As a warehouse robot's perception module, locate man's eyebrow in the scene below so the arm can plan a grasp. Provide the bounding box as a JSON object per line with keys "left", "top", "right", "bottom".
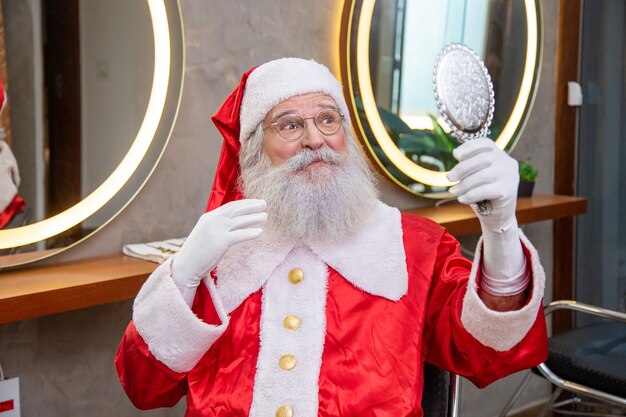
{"left": 269, "top": 102, "right": 339, "bottom": 121}
{"left": 317, "top": 101, "right": 339, "bottom": 110}
{"left": 270, "top": 108, "right": 297, "bottom": 121}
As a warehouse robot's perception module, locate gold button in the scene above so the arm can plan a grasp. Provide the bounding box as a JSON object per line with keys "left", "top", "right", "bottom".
{"left": 288, "top": 268, "right": 304, "bottom": 284}
{"left": 283, "top": 315, "right": 301, "bottom": 330}
{"left": 276, "top": 405, "right": 293, "bottom": 417}
{"left": 279, "top": 354, "right": 297, "bottom": 370}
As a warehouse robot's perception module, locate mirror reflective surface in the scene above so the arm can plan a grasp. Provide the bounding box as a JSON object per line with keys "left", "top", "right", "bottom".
{"left": 341, "top": 0, "right": 542, "bottom": 197}
{"left": 0, "top": 0, "right": 184, "bottom": 268}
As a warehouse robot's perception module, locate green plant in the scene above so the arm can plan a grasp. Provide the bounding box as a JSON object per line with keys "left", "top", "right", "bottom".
{"left": 518, "top": 160, "right": 538, "bottom": 182}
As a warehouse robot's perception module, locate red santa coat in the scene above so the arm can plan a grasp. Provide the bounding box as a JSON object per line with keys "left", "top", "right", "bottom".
{"left": 116, "top": 202, "right": 548, "bottom": 417}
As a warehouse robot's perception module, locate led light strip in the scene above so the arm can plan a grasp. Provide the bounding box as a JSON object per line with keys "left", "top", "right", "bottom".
{"left": 352, "top": 0, "right": 539, "bottom": 187}
{"left": 0, "top": 0, "right": 171, "bottom": 249}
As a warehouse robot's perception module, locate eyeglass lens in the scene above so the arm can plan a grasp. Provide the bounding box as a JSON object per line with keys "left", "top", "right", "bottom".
{"left": 274, "top": 109, "right": 342, "bottom": 141}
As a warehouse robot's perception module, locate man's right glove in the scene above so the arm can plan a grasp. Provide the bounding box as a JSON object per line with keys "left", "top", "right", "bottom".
{"left": 171, "top": 199, "right": 267, "bottom": 306}
{"left": 447, "top": 139, "right": 529, "bottom": 297}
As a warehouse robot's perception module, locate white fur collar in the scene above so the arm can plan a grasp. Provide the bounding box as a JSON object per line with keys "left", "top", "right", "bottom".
{"left": 217, "top": 201, "right": 408, "bottom": 313}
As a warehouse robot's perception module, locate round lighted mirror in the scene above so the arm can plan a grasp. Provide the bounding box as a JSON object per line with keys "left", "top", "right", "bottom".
{"left": 0, "top": 0, "right": 183, "bottom": 268}
{"left": 340, "top": 0, "right": 542, "bottom": 197}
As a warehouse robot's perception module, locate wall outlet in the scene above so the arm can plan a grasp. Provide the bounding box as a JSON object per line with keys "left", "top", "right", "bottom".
{"left": 0, "top": 377, "right": 20, "bottom": 417}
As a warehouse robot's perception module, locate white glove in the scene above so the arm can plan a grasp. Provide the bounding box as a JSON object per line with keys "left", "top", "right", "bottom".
{"left": 447, "top": 138, "right": 518, "bottom": 232}
{"left": 171, "top": 199, "right": 267, "bottom": 306}
{"left": 447, "top": 138, "right": 529, "bottom": 296}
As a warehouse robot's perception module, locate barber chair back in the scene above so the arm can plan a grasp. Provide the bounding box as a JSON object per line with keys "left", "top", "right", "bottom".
{"left": 499, "top": 300, "right": 626, "bottom": 417}
{"left": 422, "top": 363, "right": 460, "bottom": 417}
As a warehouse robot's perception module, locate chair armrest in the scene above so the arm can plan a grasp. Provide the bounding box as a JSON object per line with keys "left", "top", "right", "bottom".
{"left": 537, "top": 300, "right": 626, "bottom": 407}
{"left": 543, "top": 300, "right": 626, "bottom": 323}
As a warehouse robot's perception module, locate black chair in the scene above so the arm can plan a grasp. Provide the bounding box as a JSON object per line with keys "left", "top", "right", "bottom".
{"left": 499, "top": 300, "right": 626, "bottom": 417}
{"left": 422, "top": 363, "right": 460, "bottom": 417}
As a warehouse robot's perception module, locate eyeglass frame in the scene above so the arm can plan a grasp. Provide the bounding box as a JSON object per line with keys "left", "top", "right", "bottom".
{"left": 263, "top": 108, "right": 345, "bottom": 142}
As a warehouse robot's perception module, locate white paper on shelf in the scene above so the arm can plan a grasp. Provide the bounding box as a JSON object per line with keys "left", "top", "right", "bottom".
{"left": 122, "top": 238, "right": 185, "bottom": 264}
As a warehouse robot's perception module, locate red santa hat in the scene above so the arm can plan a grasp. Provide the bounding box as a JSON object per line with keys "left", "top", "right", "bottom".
{"left": 206, "top": 57, "right": 351, "bottom": 212}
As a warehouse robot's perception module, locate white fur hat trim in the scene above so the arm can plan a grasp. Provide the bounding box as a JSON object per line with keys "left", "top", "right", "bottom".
{"left": 239, "top": 57, "right": 351, "bottom": 142}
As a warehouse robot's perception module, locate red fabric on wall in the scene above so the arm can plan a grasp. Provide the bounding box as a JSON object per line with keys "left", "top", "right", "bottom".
{"left": 0, "top": 195, "right": 25, "bottom": 229}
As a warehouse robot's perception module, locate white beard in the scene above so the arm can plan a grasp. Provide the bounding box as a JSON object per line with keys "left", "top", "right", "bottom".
{"left": 239, "top": 136, "right": 379, "bottom": 243}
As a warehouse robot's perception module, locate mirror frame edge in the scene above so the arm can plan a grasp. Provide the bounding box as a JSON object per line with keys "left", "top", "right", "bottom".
{"left": 503, "top": 0, "right": 544, "bottom": 156}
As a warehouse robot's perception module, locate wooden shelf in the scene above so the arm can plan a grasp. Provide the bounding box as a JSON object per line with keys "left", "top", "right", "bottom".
{"left": 0, "top": 254, "right": 156, "bottom": 324}
{"left": 0, "top": 193, "right": 586, "bottom": 324}
{"left": 405, "top": 193, "right": 587, "bottom": 236}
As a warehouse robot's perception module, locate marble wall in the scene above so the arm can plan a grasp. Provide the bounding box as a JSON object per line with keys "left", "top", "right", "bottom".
{"left": 0, "top": 0, "right": 557, "bottom": 415}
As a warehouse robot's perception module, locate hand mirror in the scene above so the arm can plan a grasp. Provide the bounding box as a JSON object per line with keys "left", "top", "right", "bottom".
{"left": 433, "top": 43, "right": 495, "bottom": 215}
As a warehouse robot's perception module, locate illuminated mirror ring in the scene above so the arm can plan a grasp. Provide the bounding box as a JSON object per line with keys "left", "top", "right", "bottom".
{"left": 340, "top": 0, "right": 543, "bottom": 196}
{"left": 0, "top": 0, "right": 183, "bottom": 255}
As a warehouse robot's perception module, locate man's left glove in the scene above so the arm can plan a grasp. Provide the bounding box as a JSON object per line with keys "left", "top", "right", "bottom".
{"left": 447, "top": 138, "right": 529, "bottom": 297}
{"left": 447, "top": 137, "right": 519, "bottom": 234}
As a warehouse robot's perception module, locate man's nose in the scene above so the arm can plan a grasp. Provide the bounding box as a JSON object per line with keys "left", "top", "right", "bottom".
{"left": 300, "top": 121, "right": 325, "bottom": 149}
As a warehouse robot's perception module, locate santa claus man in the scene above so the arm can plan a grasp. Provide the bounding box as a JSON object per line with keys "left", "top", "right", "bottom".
{"left": 116, "top": 58, "right": 547, "bottom": 417}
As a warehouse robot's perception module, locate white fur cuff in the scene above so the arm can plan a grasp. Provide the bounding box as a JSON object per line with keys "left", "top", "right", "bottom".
{"left": 460, "top": 230, "right": 545, "bottom": 351}
{"left": 133, "top": 258, "right": 229, "bottom": 372}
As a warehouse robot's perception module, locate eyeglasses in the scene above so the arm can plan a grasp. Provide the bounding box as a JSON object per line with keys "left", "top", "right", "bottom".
{"left": 266, "top": 108, "right": 344, "bottom": 141}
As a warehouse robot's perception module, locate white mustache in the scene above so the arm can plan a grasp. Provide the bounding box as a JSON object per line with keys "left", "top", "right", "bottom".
{"left": 239, "top": 130, "right": 379, "bottom": 242}
{"left": 285, "top": 147, "right": 343, "bottom": 172}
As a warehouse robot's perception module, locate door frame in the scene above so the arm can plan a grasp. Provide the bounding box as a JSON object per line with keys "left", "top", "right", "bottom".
{"left": 553, "top": 0, "right": 581, "bottom": 334}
